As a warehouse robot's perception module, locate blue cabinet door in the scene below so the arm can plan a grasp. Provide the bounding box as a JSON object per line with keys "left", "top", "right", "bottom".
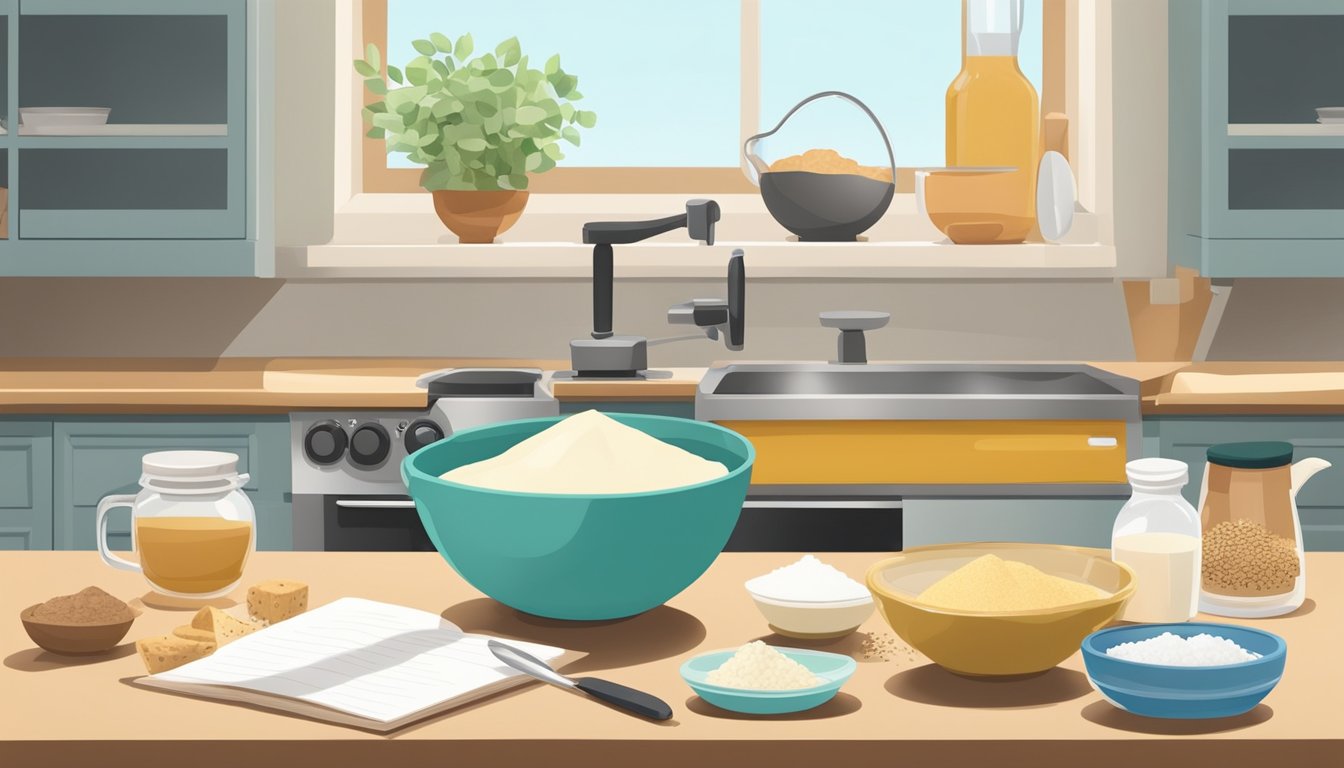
{"left": 52, "top": 417, "right": 290, "bottom": 551}
{"left": 0, "top": 420, "right": 52, "bottom": 550}
{"left": 1155, "top": 416, "right": 1344, "bottom": 551}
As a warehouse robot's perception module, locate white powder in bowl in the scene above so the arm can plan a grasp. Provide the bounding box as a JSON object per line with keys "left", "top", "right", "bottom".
{"left": 745, "top": 554, "right": 870, "bottom": 602}
{"left": 705, "top": 641, "right": 823, "bottom": 690}
{"left": 1105, "top": 632, "right": 1263, "bottom": 666}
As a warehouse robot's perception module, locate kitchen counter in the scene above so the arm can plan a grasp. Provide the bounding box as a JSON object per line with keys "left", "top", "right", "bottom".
{"left": 0, "top": 357, "right": 566, "bottom": 412}
{"left": 2, "top": 551, "right": 1337, "bottom": 767}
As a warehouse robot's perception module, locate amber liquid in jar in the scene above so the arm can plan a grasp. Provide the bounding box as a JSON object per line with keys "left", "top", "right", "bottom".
{"left": 945, "top": 55, "right": 1040, "bottom": 244}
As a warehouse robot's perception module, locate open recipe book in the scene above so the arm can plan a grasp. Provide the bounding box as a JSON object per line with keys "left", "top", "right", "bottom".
{"left": 133, "top": 597, "right": 580, "bottom": 732}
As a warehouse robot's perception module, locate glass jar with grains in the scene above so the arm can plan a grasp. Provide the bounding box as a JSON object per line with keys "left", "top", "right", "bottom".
{"left": 1197, "top": 441, "right": 1329, "bottom": 618}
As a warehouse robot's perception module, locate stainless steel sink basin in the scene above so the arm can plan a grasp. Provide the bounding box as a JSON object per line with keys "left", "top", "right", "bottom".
{"left": 696, "top": 363, "right": 1140, "bottom": 422}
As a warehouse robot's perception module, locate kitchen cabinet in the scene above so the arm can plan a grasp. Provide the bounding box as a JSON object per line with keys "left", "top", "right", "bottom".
{"left": 1169, "top": 0, "right": 1344, "bottom": 277}
{"left": 52, "top": 417, "right": 290, "bottom": 551}
{"left": 0, "top": 0, "right": 270, "bottom": 276}
{"left": 1153, "top": 416, "right": 1344, "bottom": 551}
{"left": 0, "top": 420, "right": 51, "bottom": 549}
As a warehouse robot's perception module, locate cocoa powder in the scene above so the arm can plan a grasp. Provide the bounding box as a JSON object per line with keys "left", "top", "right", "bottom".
{"left": 30, "top": 586, "right": 133, "bottom": 625}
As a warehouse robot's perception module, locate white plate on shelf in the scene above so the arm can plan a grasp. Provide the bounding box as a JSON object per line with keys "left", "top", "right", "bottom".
{"left": 1316, "top": 107, "right": 1344, "bottom": 121}
{"left": 19, "top": 106, "right": 110, "bottom": 128}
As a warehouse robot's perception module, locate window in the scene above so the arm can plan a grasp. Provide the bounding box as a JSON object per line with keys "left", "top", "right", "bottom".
{"left": 360, "top": 0, "right": 1070, "bottom": 195}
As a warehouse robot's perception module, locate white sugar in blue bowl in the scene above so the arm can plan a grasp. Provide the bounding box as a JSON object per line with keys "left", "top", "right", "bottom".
{"left": 1081, "top": 622, "right": 1286, "bottom": 719}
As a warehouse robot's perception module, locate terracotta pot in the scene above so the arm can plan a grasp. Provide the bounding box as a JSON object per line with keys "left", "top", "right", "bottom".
{"left": 430, "top": 189, "right": 530, "bottom": 244}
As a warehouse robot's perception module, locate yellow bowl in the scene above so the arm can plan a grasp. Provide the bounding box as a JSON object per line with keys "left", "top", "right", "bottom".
{"left": 915, "top": 167, "right": 1032, "bottom": 244}
{"left": 866, "top": 542, "right": 1135, "bottom": 677}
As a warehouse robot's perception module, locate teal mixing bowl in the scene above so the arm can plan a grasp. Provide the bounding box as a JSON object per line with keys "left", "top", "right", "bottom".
{"left": 402, "top": 413, "right": 754, "bottom": 620}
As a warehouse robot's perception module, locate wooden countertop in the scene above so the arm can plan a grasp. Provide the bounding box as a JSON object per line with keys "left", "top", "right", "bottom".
{"left": 0, "top": 358, "right": 566, "bottom": 413}
{"left": 2, "top": 551, "right": 1337, "bottom": 767}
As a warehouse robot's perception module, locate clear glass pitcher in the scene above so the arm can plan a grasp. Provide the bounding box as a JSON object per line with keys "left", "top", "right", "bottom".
{"left": 1197, "top": 441, "right": 1329, "bottom": 618}
{"left": 96, "top": 451, "right": 255, "bottom": 599}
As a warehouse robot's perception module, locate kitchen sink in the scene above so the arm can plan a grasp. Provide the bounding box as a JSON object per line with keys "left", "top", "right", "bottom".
{"left": 695, "top": 363, "right": 1142, "bottom": 494}
{"left": 697, "top": 363, "right": 1140, "bottom": 422}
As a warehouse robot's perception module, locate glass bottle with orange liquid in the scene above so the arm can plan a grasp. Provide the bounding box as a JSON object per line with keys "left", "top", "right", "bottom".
{"left": 945, "top": 0, "right": 1040, "bottom": 244}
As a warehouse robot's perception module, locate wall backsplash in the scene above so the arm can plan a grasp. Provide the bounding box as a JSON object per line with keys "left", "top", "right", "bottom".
{"left": 0, "top": 278, "right": 1137, "bottom": 362}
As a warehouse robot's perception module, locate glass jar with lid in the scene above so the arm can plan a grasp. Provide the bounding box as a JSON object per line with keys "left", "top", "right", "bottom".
{"left": 1111, "top": 458, "right": 1202, "bottom": 623}
{"left": 1198, "top": 441, "right": 1329, "bottom": 618}
{"left": 95, "top": 450, "right": 255, "bottom": 599}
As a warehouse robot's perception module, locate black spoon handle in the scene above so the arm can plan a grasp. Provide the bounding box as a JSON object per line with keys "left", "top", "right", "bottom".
{"left": 573, "top": 677, "right": 673, "bottom": 721}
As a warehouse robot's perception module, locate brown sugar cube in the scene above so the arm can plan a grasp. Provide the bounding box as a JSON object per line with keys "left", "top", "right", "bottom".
{"left": 136, "top": 634, "right": 215, "bottom": 674}
{"left": 247, "top": 580, "right": 308, "bottom": 625}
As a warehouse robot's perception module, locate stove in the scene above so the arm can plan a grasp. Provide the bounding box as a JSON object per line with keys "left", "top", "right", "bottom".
{"left": 289, "top": 368, "right": 558, "bottom": 550}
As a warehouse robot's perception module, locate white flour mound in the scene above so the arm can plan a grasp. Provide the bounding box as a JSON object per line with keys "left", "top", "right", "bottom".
{"left": 440, "top": 410, "right": 728, "bottom": 494}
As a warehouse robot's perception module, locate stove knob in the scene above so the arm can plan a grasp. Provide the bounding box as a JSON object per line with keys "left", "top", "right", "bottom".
{"left": 349, "top": 422, "right": 391, "bottom": 467}
{"left": 403, "top": 419, "right": 445, "bottom": 454}
{"left": 304, "top": 420, "right": 348, "bottom": 465}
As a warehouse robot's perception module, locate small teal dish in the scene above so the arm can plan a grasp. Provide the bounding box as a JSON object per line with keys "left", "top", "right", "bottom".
{"left": 402, "top": 413, "right": 753, "bottom": 621}
{"left": 1081, "top": 622, "right": 1287, "bottom": 720}
{"left": 679, "top": 647, "right": 857, "bottom": 715}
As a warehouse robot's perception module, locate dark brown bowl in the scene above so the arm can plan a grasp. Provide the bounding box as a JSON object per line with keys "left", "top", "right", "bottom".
{"left": 20, "top": 604, "right": 135, "bottom": 655}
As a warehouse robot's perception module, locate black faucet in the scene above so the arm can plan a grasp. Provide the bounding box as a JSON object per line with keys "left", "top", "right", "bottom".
{"left": 582, "top": 200, "right": 719, "bottom": 339}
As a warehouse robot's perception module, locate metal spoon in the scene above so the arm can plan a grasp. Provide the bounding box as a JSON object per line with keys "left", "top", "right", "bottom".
{"left": 487, "top": 639, "right": 673, "bottom": 721}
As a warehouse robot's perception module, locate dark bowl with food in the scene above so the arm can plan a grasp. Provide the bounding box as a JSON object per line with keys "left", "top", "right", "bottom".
{"left": 759, "top": 171, "right": 895, "bottom": 241}
{"left": 21, "top": 605, "right": 135, "bottom": 655}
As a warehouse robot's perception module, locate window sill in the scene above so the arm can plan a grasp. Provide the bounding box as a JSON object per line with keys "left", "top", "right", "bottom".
{"left": 278, "top": 194, "right": 1116, "bottom": 279}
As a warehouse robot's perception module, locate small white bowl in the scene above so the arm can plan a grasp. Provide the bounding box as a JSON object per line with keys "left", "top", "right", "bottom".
{"left": 746, "top": 590, "right": 875, "bottom": 640}
{"left": 1316, "top": 107, "right": 1344, "bottom": 122}
{"left": 20, "top": 107, "right": 111, "bottom": 128}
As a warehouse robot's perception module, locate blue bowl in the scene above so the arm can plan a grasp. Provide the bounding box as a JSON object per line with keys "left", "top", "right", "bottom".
{"left": 680, "top": 647, "right": 857, "bottom": 715}
{"left": 1081, "top": 622, "right": 1287, "bottom": 720}
{"left": 401, "top": 413, "right": 753, "bottom": 621}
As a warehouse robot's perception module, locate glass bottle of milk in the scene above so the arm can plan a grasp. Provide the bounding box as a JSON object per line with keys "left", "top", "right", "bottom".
{"left": 1111, "top": 458, "right": 1201, "bottom": 623}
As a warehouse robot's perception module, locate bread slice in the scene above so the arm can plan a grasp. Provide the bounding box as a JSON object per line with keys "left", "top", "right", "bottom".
{"left": 191, "top": 606, "right": 261, "bottom": 644}
{"left": 247, "top": 580, "right": 309, "bottom": 625}
{"left": 137, "top": 634, "right": 215, "bottom": 674}
{"left": 171, "top": 625, "right": 219, "bottom": 650}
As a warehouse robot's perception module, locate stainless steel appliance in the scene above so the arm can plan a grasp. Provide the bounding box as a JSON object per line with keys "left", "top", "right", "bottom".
{"left": 290, "top": 369, "right": 558, "bottom": 551}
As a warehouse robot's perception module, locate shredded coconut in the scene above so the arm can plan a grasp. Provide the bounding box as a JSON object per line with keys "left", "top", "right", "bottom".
{"left": 1105, "top": 632, "right": 1263, "bottom": 666}
{"left": 745, "top": 554, "right": 869, "bottom": 602}
{"left": 705, "top": 641, "right": 823, "bottom": 690}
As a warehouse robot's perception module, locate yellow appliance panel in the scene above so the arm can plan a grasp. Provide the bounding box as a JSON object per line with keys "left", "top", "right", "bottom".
{"left": 716, "top": 420, "right": 1128, "bottom": 485}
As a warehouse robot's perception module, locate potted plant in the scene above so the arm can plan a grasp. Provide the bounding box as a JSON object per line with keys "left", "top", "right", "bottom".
{"left": 356, "top": 34, "right": 596, "bottom": 243}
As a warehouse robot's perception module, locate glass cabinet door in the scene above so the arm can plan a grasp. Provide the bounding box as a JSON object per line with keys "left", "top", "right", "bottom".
{"left": 14, "top": 0, "right": 244, "bottom": 239}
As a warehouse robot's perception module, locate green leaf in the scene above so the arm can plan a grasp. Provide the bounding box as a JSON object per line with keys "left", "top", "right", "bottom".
{"left": 487, "top": 68, "right": 513, "bottom": 88}
{"left": 365, "top": 127, "right": 385, "bottom": 139}
{"left": 495, "top": 36, "right": 521, "bottom": 67}
{"left": 454, "top": 33, "right": 474, "bottom": 60}
{"left": 508, "top": 173, "right": 528, "bottom": 190}
{"left": 515, "top": 105, "right": 547, "bottom": 125}
{"left": 385, "top": 65, "right": 404, "bottom": 84}
{"left": 575, "top": 110, "right": 597, "bottom": 128}
{"left": 353, "top": 59, "right": 377, "bottom": 78}
{"left": 544, "top": 54, "right": 560, "bottom": 75}
{"left": 372, "top": 112, "right": 403, "bottom": 131}
{"left": 363, "top": 77, "right": 387, "bottom": 95}
{"left": 560, "top": 103, "right": 575, "bottom": 121}
{"left": 458, "top": 137, "right": 488, "bottom": 152}
{"left": 365, "top": 43, "right": 381, "bottom": 72}
{"left": 412, "top": 38, "right": 436, "bottom": 56}
{"left": 430, "top": 32, "right": 454, "bottom": 53}
{"left": 562, "top": 126, "right": 581, "bottom": 146}
{"left": 432, "top": 59, "right": 453, "bottom": 78}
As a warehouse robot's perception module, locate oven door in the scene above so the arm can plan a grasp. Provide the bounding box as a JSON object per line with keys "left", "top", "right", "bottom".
{"left": 294, "top": 494, "right": 436, "bottom": 552}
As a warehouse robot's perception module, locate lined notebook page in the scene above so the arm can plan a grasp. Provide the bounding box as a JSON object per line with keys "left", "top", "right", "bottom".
{"left": 145, "top": 597, "right": 566, "bottom": 725}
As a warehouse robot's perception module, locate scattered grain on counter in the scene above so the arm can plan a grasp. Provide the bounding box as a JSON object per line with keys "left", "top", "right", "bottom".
{"left": 706, "top": 641, "right": 823, "bottom": 690}
{"left": 917, "top": 554, "right": 1103, "bottom": 612}
{"left": 1106, "top": 632, "right": 1262, "bottom": 666}
{"left": 1203, "top": 519, "right": 1300, "bottom": 595}
{"left": 28, "top": 586, "right": 132, "bottom": 625}
{"left": 860, "top": 631, "right": 915, "bottom": 662}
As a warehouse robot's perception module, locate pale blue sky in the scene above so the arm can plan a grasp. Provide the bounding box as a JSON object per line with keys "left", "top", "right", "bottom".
{"left": 385, "top": 0, "right": 1042, "bottom": 169}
